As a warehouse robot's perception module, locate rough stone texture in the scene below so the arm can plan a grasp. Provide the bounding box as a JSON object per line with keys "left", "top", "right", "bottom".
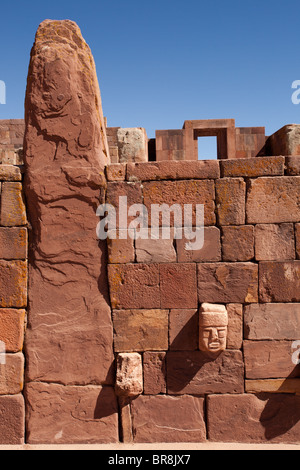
{"left": 143, "top": 352, "right": 166, "bottom": 394}
{"left": 0, "top": 260, "right": 27, "bottom": 308}
{"left": 226, "top": 303, "right": 243, "bottom": 350}
{"left": 259, "top": 261, "right": 300, "bottom": 302}
{"left": 197, "top": 262, "right": 258, "bottom": 303}
{"left": 0, "top": 227, "right": 27, "bottom": 260}
{"left": 143, "top": 180, "right": 215, "bottom": 226}
{"left": 0, "top": 182, "right": 27, "bottom": 226}
{"left": 169, "top": 309, "right": 198, "bottom": 350}
{"left": 296, "top": 224, "right": 300, "bottom": 259}
{"left": 126, "top": 160, "right": 220, "bottom": 181}
{"left": 255, "top": 223, "right": 295, "bottom": 261}
{"left": 244, "top": 303, "right": 300, "bottom": 340}
{"left": 167, "top": 350, "right": 244, "bottom": 394}
{"left": 117, "top": 128, "right": 148, "bottom": 163}
{"left": 246, "top": 177, "right": 300, "bottom": 223}
{"left": 245, "top": 379, "right": 300, "bottom": 394}
{"left": 25, "top": 382, "right": 119, "bottom": 444}
{"left": 286, "top": 156, "right": 300, "bottom": 175}
{"left": 216, "top": 178, "right": 246, "bottom": 226}
{"left": 222, "top": 225, "right": 254, "bottom": 261}
{"left": 160, "top": 263, "right": 197, "bottom": 308}
{"left": 107, "top": 235, "right": 135, "bottom": 264}
{"left": 23, "top": 20, "right": 114, "bottom": 386}
{"left": 220, "top": 156, "right": 284, "bottom": 178}
{"left": 106, "top": 163, "right": 126, "bottom": 181}
{"left": 266, "top": 124, "right": 300, "bottom": 155}
{"left": 106, "top": 181, "right": 143, "bottom": 228}
{"left": 0, "top": 165, "right": 22, "bottom": 181}
{"left": 113, "top": 309, "right": 168, "bottom": 352}
{"left": 176, "top": 226, "right": 221, "bottom": 263}
{"left": 0, "top": 353, "right": 24, "bottom": 394}
{"left": 131, "top": 395, "right": 206, "bottom": 443}
{"left": 115, "top": 353, "right": 143, "bottom": 397}
{"left": 0, "top": 394, "right": 25, "bottom": 444}
{"left": 207, "top": 393, "right": 300, "bottom": 443}
{"left": 0, "top": 309, "right": 25, "bottom": 352}
{"left": 108, "top": 264, "right": 160, "bottom": 309}
{"left": 136, "top": 236, "right": 176, "bottom": 263}
{"left": 243, "top": 340, "right": 300, "bottom": 379}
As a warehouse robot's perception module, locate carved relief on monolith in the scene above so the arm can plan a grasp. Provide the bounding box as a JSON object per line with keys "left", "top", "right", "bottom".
{"left": 199, "top": 303, "right": 228, "bottom": 357}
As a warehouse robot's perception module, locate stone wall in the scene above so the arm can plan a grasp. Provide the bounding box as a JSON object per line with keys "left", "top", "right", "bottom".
{"left": 0, "top": 163, "right": 27, "bottom": 444}
{"left": 105, "top": 157, "right": 300, "bottom": 443}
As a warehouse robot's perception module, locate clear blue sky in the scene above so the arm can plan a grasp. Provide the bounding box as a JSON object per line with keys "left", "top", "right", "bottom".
{"left": 1, "top": 0, "right": 300, "bottom": 155}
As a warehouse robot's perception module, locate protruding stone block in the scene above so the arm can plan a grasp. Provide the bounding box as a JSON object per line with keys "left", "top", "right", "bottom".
{"left": 199, "top": 304, "right": 228, "bottom": 356}
{"left": 117, "top": 128, "right": 148, "bottom": 163}
{"left": 115, "top": 353, "right": 143, "bottom": 397}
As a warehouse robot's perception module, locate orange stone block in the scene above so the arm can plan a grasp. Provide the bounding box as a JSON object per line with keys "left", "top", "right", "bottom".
{"left": 0, "top": 260, "right": 27, "bottom": 308}
{"left": 0, "top": 309, "right": 25, "bottom": 352}
{"left": 0, "top": 182, "right": 27, "bottom": 226}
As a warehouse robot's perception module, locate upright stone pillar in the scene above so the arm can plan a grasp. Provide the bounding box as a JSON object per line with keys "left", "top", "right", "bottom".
{"left": 23, "top": 20, "right": 118, "bottom": 444}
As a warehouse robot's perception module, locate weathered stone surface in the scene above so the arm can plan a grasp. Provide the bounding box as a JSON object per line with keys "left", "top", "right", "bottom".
{"left": 296, "top": 224, "right": 300, "bottom": 259}
{"left": 106, "top": 163, "right": 126, "bottom": 181}
{"left": 286, "top": 156, "right": 300, "bottom": 175}
{"left": 115, "top": 353, "right": 143, "bottom": 397}
{"left": 113, "top": 309, "right": 168, "bottom": 352}
{"left": 131, "top": 395, "right": 206, "bottom": 443}
{"left": 259, "top": 261, "right": 300, "bottom": 302}
{"left": 143, "top": 180, "right": 215, "bottom": 226}
{"left": 222, "top": 225, "right": 254, "bottom": 261}
{"left": 107, "top": 234, "right": 135, "bottom": 264}
{"left": 0, "top": 353, "right": 24, "bottom": 394}
{"left": 0, "top": 227, "right": 27, "bottom": 260}
{"left": 255, "top": 223, "right": 295, "bottom": 260}
{"left": 244, "top": 303, "right": 300, "bottom": 340}
{"left": 197, "top": 262, "right": 258, "bottom": 303}
{"left": 25, "top": 382, "right": 119, "bottom": 444}
{"left": 0, "top": 165, "right": 22, "bottom": 181}
{"left": 117, "top": 128, "right": 148, "bottom": 163}
{"left": 108, "top": 264, "right": 160, "bottom": 309}
{"left": 207, "top": 393, "right": 300, "bottom": 443}
{"left": 0, "top": 394, "right": 25, "bottom": 444}
{"left": 160, "top": 263, "right": 197, "bottom": 308}
{"left": 266, "top": 124, "right": 300, "bottom": 155}
{"left": 0, "top": 309, "right": 25, "bottom": 352}
{"left": 246, "top": 177, "right": 300, "bottom": 223}
{"left": 23, "top": 20, "right": 114, "bottom": 386}
{"left": 216, "top": 178, "right": 246, "bottom": 226}
{"left": 106, "top": 181, "right": 143, "bottom": 228}
{"left": 220, "top": 156, "right": 284, "bottom": 177}
{"left": 167, "top": 350, "right": 244, "bottom": 394}
{"left": 245, "top": 379, "right": 300, "bottom": 394}
{"left": 0, "top": 260, "right": 27, "bottom": 308}
{"left": 244, "top": 340, "right": 300, "bottom": 379}
{"left": 126, "top": 160, "right": 220, "bottom": 182}
{"left": 0, "top": 182, "right": 27, "bottom": 226}
{"left": 143, "top": 352, "right": 166, "bottom": 395}
{"left": 169, "top": 309, "right": 198, "bottom": 350}
{"left": 226, "top": 303, "right": 243, "bottom": 350}
{"left": 136, "top": 236, "right": 176, "bottom": 263}
{"left": 176, "top": 226, "right": 221, "bottom": 262}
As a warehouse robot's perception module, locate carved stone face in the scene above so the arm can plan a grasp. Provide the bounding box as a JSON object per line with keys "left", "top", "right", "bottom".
{"left": 199, "top": 304, "right": 228, "bottom": 357}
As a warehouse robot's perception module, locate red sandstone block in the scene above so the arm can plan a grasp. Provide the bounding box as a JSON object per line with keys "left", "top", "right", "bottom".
{"left": 220, "top": 156, "right": 284, "bottom": 177}
{"left": 160, "top": 263, "right": 197, "bottom": 308}
{"left": 286, "top": 156, "right": 300, "bottom": 175}
{"left": 246, "top": 176, "right": 300, "bottom": 224}
{"left": 222, "top": 225, "right": 254, "bottom": 261}
{"left": 0, "top": 165, "right": 22, "bottom": 181}
{"left": 197, "top": 262, "right": 258, "bottom": 303}
{"left": 143, "top": 352, "right": 166, "bottom": 394}
{"left": 25, "top": 382, "right": 119, "bottom": 444}
{"left": 169, "top": 309, "right": 198, "bottom": 350}
{"left": 0, "top": 309, "right": 25, "bottom": 352}
{"left": 107, "top": 234, "right": 135, "bottom": 264}
{"left": 0, "top": 182, "right": 27, "bottom": 226}
{"left": 0, "top": 394, "right": 25, "bottom": 444}
{"left": 131, "top": 395, "right": 206, "bottom": 443}
{"left": 227, "top": 303, "right": 243, "bottom": 350}
{"left": 0, "top": 227, "right": 27, "bottom": 260}
{"left": 259, "top": 261, "right": 300, "bottom": 302}
{"left": 126, "top": 160, "right": 220, "bottom": 182}
{"left": 0, "top": 352, "right": 24, "bottom": 395}
{"left": 296, "top": 224, "right": 300, "bottom": 259}
{"left": 167, "top": 351, "right": 244, "bottom": 394}
{"left": 108, "top": 264, "right": 160, "bottom": 309}
{"left": 176, "top": 226, "right": 221, "bottom": 262}
{"left": 0, "top": 260, "right": 27, "bottom": 308}
{"left": 207, "top": 393, "right": 300, "bottom": 443}
{"left": 106, "top": 163, "right": 126, "bottom": 181}
{"left": 106, "top": 181, "right": 142, "bottom": 228}
{"left": 244, "top": 340, "right": 300, "bottom": 379}
{"left": 254, "top": 223, "right": 295, "bottom": 261}
{"left": 216, "top": 178, "right": 246, "bottom": 225}
{"left": 136, "top": 235, "right": 176, "bottom": 263}
{"left": 113, "top": 309, "right": 168, "bottom": 352}
{"left": 143, "top": 180, "right": 215, "bottom": 226}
